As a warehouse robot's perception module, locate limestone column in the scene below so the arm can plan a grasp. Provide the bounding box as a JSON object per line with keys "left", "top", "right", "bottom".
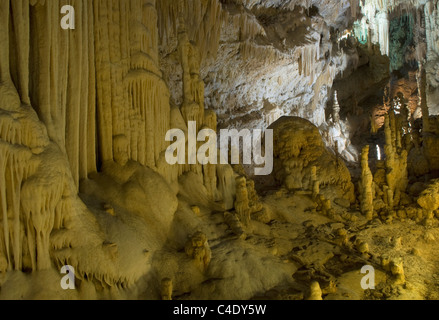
{"left": 418, "top": 63, "right": 430, "bottom": 133}
{"left": 10, "top": 0, "right": 31, "bottom": 105}
{"left": 360, "top": 145, "right": 374, "bottom": 220}
{"left": 0, "top": 0, "right": 10, "bottom": 84}
{"left": 333, "top": 91, "right": 340, "bottom": 123}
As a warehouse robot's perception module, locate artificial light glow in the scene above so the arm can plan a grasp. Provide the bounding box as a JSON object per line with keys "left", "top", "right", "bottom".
{"left": 393, "top": 97, "right": 402, "bottom": 115}
{"left": 338, "top": 30, "right": 352, "bottom": 42}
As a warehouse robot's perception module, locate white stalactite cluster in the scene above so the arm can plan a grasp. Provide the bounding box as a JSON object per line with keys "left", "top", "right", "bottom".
{"left": 359, "top": 0, "right": 429, "bottom": 58}
{"left": 358, "top": 0, "right": 439, "bottom": 116}
{"left": 298, "top": 38, "right": 321, "bottom": 82}
{"left": 377, "top": 11, "right": 390, "bottom": 56}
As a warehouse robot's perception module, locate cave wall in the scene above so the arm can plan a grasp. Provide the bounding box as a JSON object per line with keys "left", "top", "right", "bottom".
{"left": 425, "top": 0, "right": 439, "bottom": 115}
{"left": 157, "top": 0, "right": 356, "bottom": 132}
{"left": 0, "top": 0, "right": 183, "bottom": 286}
{"left": 0, "top": 0, "right": 438, "bottom": 299}
{"left": 4, "top": 0, "right": 173, "bottom": 189}
{"left": 0, "top": 0, "right": 238, "bottom": 285}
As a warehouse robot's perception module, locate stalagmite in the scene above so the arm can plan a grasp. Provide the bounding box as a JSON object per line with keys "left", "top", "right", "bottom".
{"left": 360, "top": 145, "right": 374, "bottom": 220}
{"left": 217, "top": 164, "right": 236, "bottom": 211}
{"left": 0, "top": 0, "right": 183, "bottom": 291}
{"left": 310, "top": 166, "right": 317, "bottom": 188}
{"left": 377, "top": 12, "right": 390, "bottom": 56}
{"left": 332, "top": 91, "right": 341, "bottom": 123}
{"left": 235, "top": 176, "right": 251, "bottom": 227}
{"left": 202, "top": 110, "right": 219, "bottom": 199}
{"left": 307, "top": 281, "right": 323, "bottom": 300}
{"left": 191, "top": 206, "right": 201, "bottom": 217}
{"left": 356, "top": 240, "right": 370, "bottom": 256}
{"left": 161, "top": 278, "right": 173, "bottom": 300}
{"left": 224, "top": 212, "right": 246, "bottom": 240}
{"left": 103, "top": 203, "right": 116, "bottom": 217}
{"left": 417, "top": 180, "right": 439, "bottom": 219}
{"left": 184, "top": 231, "right": 212, "bottom": 272}
{"left": 312, "top": 180, "right": 321, "bottom": 200}
{"left": 247, "top": 179, "right": 271, "bottom": 223}
{"left": 247, "top": 180, "right": 263, "bottom": 214}
{"left": 418, "top": 65, "right": 432, "bottom": 129}
{"left": 383, "top": 113, "right": 408, "bottom": 209}
{"left": 299, "top": 41, "right": 320, "bottom": 81}
{"left": 390, "top": 259, "right": 405, "bottom": 285}
{"left": 270, "top": 117, "right": 355, "bottom": 202}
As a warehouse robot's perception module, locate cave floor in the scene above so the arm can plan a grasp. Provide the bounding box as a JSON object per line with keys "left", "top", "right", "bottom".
{"left": 149, "top": 189, "right": 439, "bottom": 300}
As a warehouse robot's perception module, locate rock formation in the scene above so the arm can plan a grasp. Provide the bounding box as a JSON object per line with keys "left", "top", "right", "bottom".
{"left": 160, "top": 278, "right": 173, "bottom": 300}
{"left": 269, "top": 116, "right": 355, "bottom": 203}
{"left": 1, "top": 0, "right": 439, "bottom": 302}
{"left": 234, "top": 176, "right": 251, "bottom": 227}
{"left": 360, "top": 145, "right": 374, "bottom": 220}
{"left": 184, "top": 231, "right": 212, "bottom": 272}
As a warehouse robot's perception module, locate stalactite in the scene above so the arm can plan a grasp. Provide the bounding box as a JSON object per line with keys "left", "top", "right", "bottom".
{"left": 21, "top": 171, "right": 65, "bottom": 271}
{"left": 359, "top": 0, "right": 424, "bottom": 58}
{"left": 0, "top": 0, "right": 177, "bottom": 280}
{"left": 65, "top": 0, "right": 84, "bottom": 187}
{"left": 230, "top": 9, "right": 265, "bottom": 42}
{"left": 298, "top": 37, "right": 320, "bottom": 82}
{"left": 125, "top": 0, "right": 170, "bottom": 169}
{"left": 86, "top": 0, "right": 97, "bottom": 176}
{"left": 27, "top": 0, "right": 98, "bottom": 186}
{"left": 157, "top": 0, "right": 226, "bottom": 62}
{"left": 240, "top": 40, "right": 284, "bottom": 65}
{"left": 384, "top": 115, "right": 395, "bottom": 207}
{"left": 349, "top": 0, "right": 359, "bottom": 18}
{"left": 332, "top": 91, "right": 340, "bottom": 123}
{"left": 94, "top": 0, "right": 114, "bottom": 164}
{"left": 126, "top": 73, "right": 171, "bottom": 169}
{"left": 202, "top": 110, "right": 218, "bottom": 200}
{"left": 0, "top": 139, "right": 40, "bottom": 271}
{"left": 10, "top": 0, "right": 31, "bottom": 105}
{"left": 0, "top": 112, "right": 49, "bottom": 151}
{"left": 0, "top": 0, "right": 11, "bottom": 85}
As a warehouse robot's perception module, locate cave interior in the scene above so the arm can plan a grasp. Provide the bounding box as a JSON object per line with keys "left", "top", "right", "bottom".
{"left": 1, "top": 0, "right": 439, "bottom": 300}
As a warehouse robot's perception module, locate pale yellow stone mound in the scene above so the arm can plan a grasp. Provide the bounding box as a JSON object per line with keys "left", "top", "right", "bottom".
{"left": 269, "top": 116, "right": 355, "bottom": 202}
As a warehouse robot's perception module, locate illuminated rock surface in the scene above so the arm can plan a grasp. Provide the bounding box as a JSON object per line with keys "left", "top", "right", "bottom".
{"left": 1, "top": 0, "right": 439, "bottom": 300}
